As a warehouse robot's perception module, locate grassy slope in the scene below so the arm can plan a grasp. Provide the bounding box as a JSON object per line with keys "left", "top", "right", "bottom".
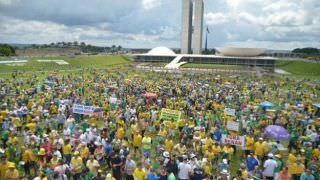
{"left": 0, "top": 55, "right": 131, "bottom": 73}
{"left": 276, "top": 60, "right": 320, "bottom": 76}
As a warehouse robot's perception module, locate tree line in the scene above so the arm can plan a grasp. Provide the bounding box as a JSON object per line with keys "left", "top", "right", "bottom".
{"left": 0, "top": 44, "right": 16, "bottom": 56}
{"left": 29, "top": 41, "right": 122, "bottom": 54}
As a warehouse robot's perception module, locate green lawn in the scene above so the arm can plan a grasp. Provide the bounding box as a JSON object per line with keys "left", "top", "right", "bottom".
{"left": 0, "top": 55, "right": 132, "bottom": 73}
{"left": 276, "top": 60, "right": 320, "bottom": 76}
{"left": 181, "top": 63, "right": 246, "bottom": 70}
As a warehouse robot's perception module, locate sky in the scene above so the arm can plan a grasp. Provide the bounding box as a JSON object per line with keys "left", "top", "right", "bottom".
{"left": 0, "top": 0, "right": 319, "bottom": 50}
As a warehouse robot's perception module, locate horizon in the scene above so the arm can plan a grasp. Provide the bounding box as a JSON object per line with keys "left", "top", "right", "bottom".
{"left": 0, "top": 0, "right": 319, "bottom": 50}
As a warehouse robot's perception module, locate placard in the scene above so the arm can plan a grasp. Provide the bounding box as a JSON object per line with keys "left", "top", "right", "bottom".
{"left": 160, "top": 108, "right": 181, "bottom": 121}
{"left": 221, "top": 134, "right": 245, "bottom": 147}
{"left": 225, "top": 108, "right": 236, "bottom": 116}
{"left": 73, "top": 104, "right": 103, "bottom": 116}
{"left": 227, "top": 121, "right": 239, "bottom": 131}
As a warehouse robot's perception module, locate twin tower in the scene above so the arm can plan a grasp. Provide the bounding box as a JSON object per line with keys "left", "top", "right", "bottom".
{"left": 181, "top": 0, "right": 204, "bottom": 54}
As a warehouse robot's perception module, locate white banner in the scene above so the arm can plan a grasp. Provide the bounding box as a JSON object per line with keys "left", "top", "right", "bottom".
{"left": 225, "top": 108, "right": 236, "bottom": 116}
{"left": 221, "top": 134, "right": 245, "bottom": 147}
{"left": 226, "top": 121, "right": 239, "bottom": 131}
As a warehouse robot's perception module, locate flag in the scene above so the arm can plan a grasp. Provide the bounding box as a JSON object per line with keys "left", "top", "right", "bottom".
{"left": 206, "top": 26, "right": 210, "bottom": 34}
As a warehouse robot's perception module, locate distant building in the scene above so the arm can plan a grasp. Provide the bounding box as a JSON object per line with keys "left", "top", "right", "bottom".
{"left": 181, "top": 0, "right": 193, "bottom": 54}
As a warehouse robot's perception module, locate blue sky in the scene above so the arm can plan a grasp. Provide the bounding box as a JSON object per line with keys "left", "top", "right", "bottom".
{"left": 0, "top": 0, "right": 319, "bottom": 50}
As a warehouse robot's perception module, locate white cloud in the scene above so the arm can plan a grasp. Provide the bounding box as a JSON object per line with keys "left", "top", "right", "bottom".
{"left": 141, "top": 0, "right": 161, "bottom": 10}
{"left": 205, "top": 12, "right": 228, "bottom": 25}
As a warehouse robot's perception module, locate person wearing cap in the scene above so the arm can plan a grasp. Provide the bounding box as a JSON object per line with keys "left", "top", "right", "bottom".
{"left": 70, "top": 151, "right": 83, "bottom": 180}
{"left": 239, "top": 163, "right": 249, "bottom": 179}
{"left": 263, "top": 153, "right": 278, "bottom": 180}
{"left": 4, "top": 162, "right": 19, "bottom": 180}
{"left": 274, "top": 154, "right": 283, "bottom": 180}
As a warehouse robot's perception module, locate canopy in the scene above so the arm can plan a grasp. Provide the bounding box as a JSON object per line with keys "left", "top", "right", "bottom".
{"left": 264, "top": 125, "right": 290, "bottom": 141}
{"left": 260, "top": 101, "right": 274, "bottom": 108}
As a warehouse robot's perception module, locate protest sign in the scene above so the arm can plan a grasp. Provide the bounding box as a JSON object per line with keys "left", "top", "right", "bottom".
{"left": 73, "top": 104, "right": 103, "bottom": 116}
{"left": 160, "top": 108, "right": 182, "bottom": 121}
{"left": 227, "top": 121, "right": 239, "bottom": 131}
{"left": 221, "top": 134, "right": 245, "bottom": 147}
{"left": 225, "top": 108, "right": 236, "bottom": 116}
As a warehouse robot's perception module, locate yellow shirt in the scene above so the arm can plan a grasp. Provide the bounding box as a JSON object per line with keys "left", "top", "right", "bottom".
{"left": 254, "top": 142, "right": 265, "bottom": 156}
{"left": 4, "top": 169, "right": 19, "bottom": 180}
{"left": 165, "top": 140, "right": 174, "bottom": 152}
{"left": 287, "top": 153, "right": 297, "bottom": 164}
{"left": 80, "top": 147, "right": 90, "bottom": 159}
{"left": 133, "top": 134, "right": 142, "bottom": 147}
{"left": 246, "top": 136, "right": 254, "bottom": 150}
{"left": 117, "top": 127, "right": 125, "bottom": 139}
{"left": 313, "top": 148, "right": 320, "bottom": 158}
{"left": 212, "top": 145, "right": 221, "bottom": 154}
{"left": 0, "top": 161, "right": 10, "bottom": 180}
{"left": 22, "top": 149, "right": 37, "bottom": 162}
{"left": 71, "top": 157, "right": 83, "bottom": 173}
{"left": 133, "top": 168, "right": 147, "bottom": 180}
{"left": 63, "top": 144, "right": 72, "bottom": 155}
{"left": 26, "top": 122, "right": 37, "bottom": 132}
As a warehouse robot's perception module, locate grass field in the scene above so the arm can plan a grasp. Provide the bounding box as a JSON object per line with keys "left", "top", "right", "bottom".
{"left": 181, "top": 63, "right": 246, "bottom": 70}
{"left": 0, "top": 55, "right": 132, "bottom": 73}
{"left": 276, "top": 60, "right": 320, "bottom": 76}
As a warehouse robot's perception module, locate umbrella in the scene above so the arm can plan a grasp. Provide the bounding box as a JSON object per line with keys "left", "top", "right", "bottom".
{"left": 260, "top": 101, "right": 274, "bottom": 108}
{"left": 264, "top": 125, "right": 290, "bottom": 141}
{"left": 144, "top": 92, "right": 157, "bottom": 98}
{"left": 313, "top": 103, "right": 320, "bottom": 108}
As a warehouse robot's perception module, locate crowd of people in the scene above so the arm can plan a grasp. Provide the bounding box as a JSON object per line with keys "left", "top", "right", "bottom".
{"left": 0, "top": 69, "right": 319, "bottom": 180}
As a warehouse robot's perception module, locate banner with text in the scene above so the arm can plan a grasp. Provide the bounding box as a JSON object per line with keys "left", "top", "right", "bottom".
{"left": 160, "top": 108, "right": 182, "bottom": 121}
{"left": 225, "top": 108, "right": 236, "bottom": 116}
{"left": 227, "top": 121, "right": 239, "bottom": 131}
{"left": 73, "top": 104, "right": 103, "bottom": 116}
{"left": 221, "top": 134, "right": 245, "bottom": 147}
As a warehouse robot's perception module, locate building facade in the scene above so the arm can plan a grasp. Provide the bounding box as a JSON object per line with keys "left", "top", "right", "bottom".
{"left": 181, "top": 0, "right": 193, "bottom": 54}
{"left": 193, "top": 0, "right": 204, "bottom": 54}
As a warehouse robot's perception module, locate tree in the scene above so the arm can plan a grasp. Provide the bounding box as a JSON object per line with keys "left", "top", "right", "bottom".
{"left": 73, "top": 41, "right": 78, "bottom": 46}
{"left": 80, "top": 42, "right": 86, "bottom": 47}
{"left": 117, "top": 45, "right": 122, "bottom": 51}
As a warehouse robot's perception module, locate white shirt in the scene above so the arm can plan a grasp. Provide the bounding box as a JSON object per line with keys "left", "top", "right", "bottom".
{"left": 178, "top": 162, "right": 191, "bottom": 179}
{"left": 263, "top": 159, "right": 277, "bottom": 177}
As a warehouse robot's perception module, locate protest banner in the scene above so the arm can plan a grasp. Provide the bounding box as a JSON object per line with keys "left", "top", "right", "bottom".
{"left": 225, "top": 108, "right": 236, "bottom": 116}
{"left": 160, "top": 108, "right": 182, "bottom": 121}
{"left": 221, "top": 134, "right": 245, "bottom": 147}
{"left": 227, "top": 121, "right": 239, "bottom": 131}
{"left": 73, "top": 104, "right": 103, "bottom": 116}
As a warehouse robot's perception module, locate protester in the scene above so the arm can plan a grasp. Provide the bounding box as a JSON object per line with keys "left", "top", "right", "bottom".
{"left": 0, "top": 69, "right": 319, "bottom": 179}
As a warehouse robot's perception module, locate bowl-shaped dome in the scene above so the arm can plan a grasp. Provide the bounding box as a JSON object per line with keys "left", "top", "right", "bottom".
{"left": 217, "top": 47, "right": 265, "bottom": 57}
{"left": 147, "top": 46, "right": 176, "bottom": 56}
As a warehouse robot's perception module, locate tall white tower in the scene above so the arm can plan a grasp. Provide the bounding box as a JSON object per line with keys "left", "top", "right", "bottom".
{"left": 193, "top": 0, "right": 204, "bottom": 54}
{"left": 181, "top": 0, "right": 193, "bottom": 54}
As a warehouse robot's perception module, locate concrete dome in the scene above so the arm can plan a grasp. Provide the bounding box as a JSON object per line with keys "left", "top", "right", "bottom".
{"left": 217, "top": 47, "right": 265, "bottom": 57}
{"left": 147, "top": 46, "right": 176, "bottom": 56}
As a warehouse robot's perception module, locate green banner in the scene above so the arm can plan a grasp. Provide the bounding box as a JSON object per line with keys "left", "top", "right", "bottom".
{"left": 160, "top": 108, "right": 182, "bottom": 121}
